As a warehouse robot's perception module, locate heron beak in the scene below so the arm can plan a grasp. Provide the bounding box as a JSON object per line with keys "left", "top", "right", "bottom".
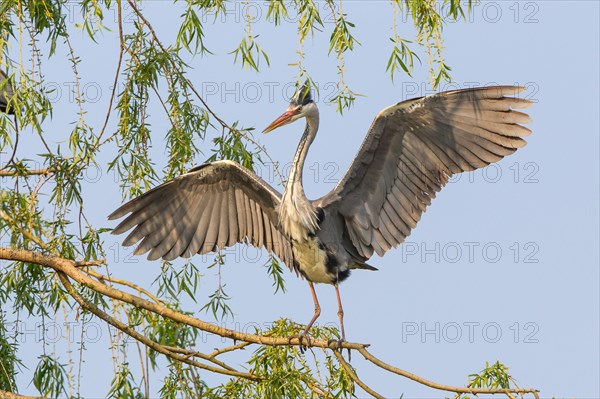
{"left": 263, "top": 108, "right": 299, "bottom": 134}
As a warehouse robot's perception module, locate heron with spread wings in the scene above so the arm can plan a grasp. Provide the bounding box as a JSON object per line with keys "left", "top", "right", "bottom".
{"left": 109, "top": 83, "right": 533, "bottom": 342}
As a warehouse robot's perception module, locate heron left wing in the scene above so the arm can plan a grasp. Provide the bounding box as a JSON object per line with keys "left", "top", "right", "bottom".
{"left": 109, "top": 160, "right": 294, "bottom": 269}
{"left": 317, "top": 86, "right": 533, "bottom": 259}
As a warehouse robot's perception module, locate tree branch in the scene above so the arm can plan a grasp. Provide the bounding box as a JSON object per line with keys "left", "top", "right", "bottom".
{"left": 0, "top": 391, "right": 45, "bottom": 399}
{"left": 0, "top": 169, "right": 51, "bottom": 177}
{"left": 332, "top": 350, "right": 385, "bottom": 399}
{"left": 0, "top": 248, "right": 368, "bottom": 351}
{"left": 357, "top": 346, "right": 540, "bottom": 398}
{"left": 56, "top": 271, "right": 256, "bottom": 380}
{"left": 0, "top": 247, "right": 541, "bottom": 398}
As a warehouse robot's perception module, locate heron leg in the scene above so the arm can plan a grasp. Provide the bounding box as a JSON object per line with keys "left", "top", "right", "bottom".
{"left": 335, "top": 284, "right": 346, "bottom": 342}
{"left": 300, "top": 281, "right": 321, "bottom": 346}
{"left": 335, "top": 284, "right": 351, "bottom": 360}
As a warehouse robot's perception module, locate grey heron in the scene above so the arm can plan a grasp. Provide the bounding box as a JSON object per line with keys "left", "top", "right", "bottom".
{"left": 109, "top": 83, "right": 533, "bottom": 343}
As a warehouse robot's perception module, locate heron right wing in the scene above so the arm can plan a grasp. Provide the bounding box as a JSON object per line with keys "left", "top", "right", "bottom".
{"left": 109, "top": 160, "right": 294, "bottom": 269}
{"left": 317, "top": 86, "right": 533, "bottom": 259}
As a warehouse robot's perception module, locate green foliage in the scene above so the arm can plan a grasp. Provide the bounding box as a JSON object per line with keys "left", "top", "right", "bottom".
{"left": 159, "top": 364, "right": 207, "bottom": 399}
{"left": 330, "top": 85, "right": 363, "bottom": 115}
{"left": 265, "top": 255, "right": 286, "bottom": 294}
{"left": 207, "top": 125, "right": 259, "bottom": 171}
{"left": 176, "top": 4, "right": 211, "bottom": 55}
{"left": 201, "top": 284, "right": 233, "bottom": 320}
{"left": 295, "top": 0, "right": 324, "bottom": 40}
{"left": 266, "top": 0, "right": 289, "bottom": 26}
{"left": 200, "top": 253, "right": 234, "bottom": 320}
{"left": 33, "top": 355, "right": 68, "bottom": 398}
{"left": 107, "top": 363, "right": 145, "bottom": 399}
{"left": 203, "top": 319, "right": 355, "bottom": 399}
{"left": 0, "top": 311, "right": 21, "bottom": 392}
{"left": 469, "top": 361, "right": 513, "bottom": 389}
{"left": 231, "top": 34, "right": 271, "bottom": 72}
{"left": 387, "top": 37, "right": 421, "bottom": 80}
{"left": 398, "top": 0, "right": 472, "bottom": 87}
{"left": 143, "top": 305, "right": 199, "bottom": 368}
{"left": 328, "top": 10, "right": 360, "bottom": 55}
{"left": 449, "top": 361, "right": 516, "bottom": 399}
{"left": 155, "top": 260, "right": 201, "bottom": 302}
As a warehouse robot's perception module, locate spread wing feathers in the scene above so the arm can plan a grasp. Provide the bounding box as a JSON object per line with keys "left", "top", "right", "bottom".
{"left": 108, "top": 160, "right": 294, "bottom": 268}
{"left": 317, "top": 86, "right": 533, "bottom": 259}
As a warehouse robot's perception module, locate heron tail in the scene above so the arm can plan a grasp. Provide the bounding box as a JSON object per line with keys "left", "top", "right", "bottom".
{"left": 350, "top": 261, "right": 378, "bottom": 271}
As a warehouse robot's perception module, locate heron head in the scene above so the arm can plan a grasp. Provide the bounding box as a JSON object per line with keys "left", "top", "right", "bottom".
{"left": 263, "top": 81, "right": 317, "bottom": 133}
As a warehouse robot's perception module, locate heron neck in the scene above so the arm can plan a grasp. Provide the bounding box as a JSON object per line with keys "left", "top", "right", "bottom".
{"left": 279, "top": 113, "right": 320, "bottom": 238}
{"left": 285, "top": 114, "right": 319, "bottom": 200}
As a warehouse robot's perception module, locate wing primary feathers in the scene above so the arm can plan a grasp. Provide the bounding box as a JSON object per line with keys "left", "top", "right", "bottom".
{"left": 321, "top": 86, "right": 532, "bottom": 259}
{"left": 227, "top": 189, "right": 239, "bottom": 247}
{"left": 202, "top": 193, "right": 222, "bottom": 254}
{"left": 217, "top": 189, "right": 230, "bottom": 250}
{"left": 184, "top": 197, "right": 216, "bottom": 257}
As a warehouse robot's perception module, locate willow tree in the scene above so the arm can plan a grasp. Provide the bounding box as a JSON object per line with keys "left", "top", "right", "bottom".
{"left": 0, "top": 1, "right": 539, "bottom": 398}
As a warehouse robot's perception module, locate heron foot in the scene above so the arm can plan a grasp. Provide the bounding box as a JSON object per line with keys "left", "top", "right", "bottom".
{"left": 299, "top": 332, "right": 312, "bottom": 352}
{"left": 327, "top": 338, "right": 351, "bottom": 361}
{"left": 288, "top": 333, "right": 312, "bottom": 352}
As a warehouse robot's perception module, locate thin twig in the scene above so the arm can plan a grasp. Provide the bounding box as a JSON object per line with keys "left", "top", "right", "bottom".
{"left": 332, "top": 350, "right": 386, "bottom": 399}
{"left": 82, "top": 268, "right": 162, "bottom": 304}
{"left": 357, "top": 347, "right": 539, "bottom": 397}
{"left": 93, "top": 0, "right": 125, "bottom": 150}
{"left": 162, "top": 346, "right": 237, "bottom": 372}
{"left": 209, "top": 341, "right": 252, "bottom": 358}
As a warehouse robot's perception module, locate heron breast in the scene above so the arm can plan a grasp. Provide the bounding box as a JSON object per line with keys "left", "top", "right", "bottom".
{"left": 278, "top": 197, "right": 319, "bottom": 241}
{"left": 292, "top": 238, "right": 337, "bottom": 284}
{"left": 291, "top": 237, "right": 351, "bottom": 284}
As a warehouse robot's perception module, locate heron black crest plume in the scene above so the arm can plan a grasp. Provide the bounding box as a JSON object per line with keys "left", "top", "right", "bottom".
{"left": 291, "top": 80, "right": 312, "bottom": 106}
{"left": 109, "top": 85, "right": 534, "bottom": 344}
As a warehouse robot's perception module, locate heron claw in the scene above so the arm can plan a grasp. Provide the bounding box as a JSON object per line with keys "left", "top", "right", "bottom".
{"left": 299, "top": 333, "right": 312, "bottom": 352}
{"left": 289, "top": 333, "right": 312, "bottom": 352}
{"left": 326, "top": 338, "right": 351, "bottom": 361}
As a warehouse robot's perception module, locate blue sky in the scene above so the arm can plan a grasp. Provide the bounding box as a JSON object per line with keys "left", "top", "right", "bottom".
{"left": 5, "top": 1, "right": 599, "bottom": 397}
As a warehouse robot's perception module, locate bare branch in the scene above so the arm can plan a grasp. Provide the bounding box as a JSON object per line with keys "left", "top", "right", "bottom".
{"left": 162, "top": 346, "right": 237, "bottom": 372}
{"left": 81, "top": 268, "right": 162, "bottom": 304}
{"left": 209, "top": 341, "right": 252, "bottom": 358}
{"left": 357, "top": 347, "right": 539, "bottom": 397}
{"left": 73, "top": 260, "right": 104, "bottom": 267}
